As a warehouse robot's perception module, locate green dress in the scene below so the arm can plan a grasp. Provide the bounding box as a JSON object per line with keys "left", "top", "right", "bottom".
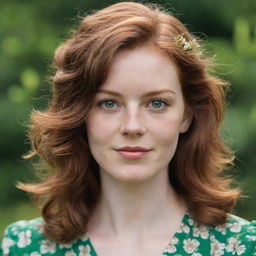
{"left": 1, "top": 212, "right": 256, "bottom": 255}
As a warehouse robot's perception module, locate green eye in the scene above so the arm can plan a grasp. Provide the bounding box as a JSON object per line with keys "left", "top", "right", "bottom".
{"left": 151, "top": 100, "right": 164, "bottom": 108}
{"left": 150, "top": 99, "right": 168, "bottom": 109}
{"left": 103, "top": 100, "right": 116, "bottom": 108}
{"left": 97, "top": 99, "right": 118, "bottom": 109}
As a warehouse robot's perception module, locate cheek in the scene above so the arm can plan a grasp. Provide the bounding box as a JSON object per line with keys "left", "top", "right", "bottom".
{"left": 151, "top": 115, "right": 182, "bottom": 139}
{"left": 86, "top": 113, "right": 114, "bottom": 145}
{"left": 151, "top": 116, "right": 182, "bottom": 160}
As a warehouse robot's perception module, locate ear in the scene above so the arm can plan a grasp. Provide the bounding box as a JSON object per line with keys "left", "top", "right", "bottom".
{"left": 179, "top": 109, "right": 193, "bottom": 134}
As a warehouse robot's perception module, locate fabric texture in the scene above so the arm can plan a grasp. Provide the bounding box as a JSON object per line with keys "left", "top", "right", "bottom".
{"left": 1, "top": 212, "right": 256, "bottom": 255}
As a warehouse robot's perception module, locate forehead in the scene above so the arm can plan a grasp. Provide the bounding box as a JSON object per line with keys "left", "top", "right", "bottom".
{"left": 98, "top": 46, "right": 182, "bottom": 96}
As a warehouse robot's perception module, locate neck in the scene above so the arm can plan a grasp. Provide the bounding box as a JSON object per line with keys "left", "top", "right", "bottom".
{"left": 87, "top": 168, "right": 187, "bottom": 239}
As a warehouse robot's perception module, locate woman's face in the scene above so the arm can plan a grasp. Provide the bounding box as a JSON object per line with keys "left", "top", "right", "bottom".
{"left": 86, "top": 46, "right": 191, "bottom": 183}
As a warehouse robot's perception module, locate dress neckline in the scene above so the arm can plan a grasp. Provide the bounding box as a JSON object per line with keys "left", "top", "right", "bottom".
{"left": 85, "top": 212, "right": 190, "bottom": 256}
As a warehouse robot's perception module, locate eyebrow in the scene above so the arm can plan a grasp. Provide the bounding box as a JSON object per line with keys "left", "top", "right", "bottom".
{"left": 97, "top": 89, "right": 176, "bottom": 97}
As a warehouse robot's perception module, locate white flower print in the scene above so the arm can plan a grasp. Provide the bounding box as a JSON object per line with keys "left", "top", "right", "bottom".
{"left": 79, "top": 245, "right": 91, "bottom": 256}
{"left": 210, "top": 237, "right": 225, "bottom": 256}
{"left": 229, "top": 222, "right": 242, "bottom": 233}
{"left": 215, "top": 224, "right": 227, "bottom": 235}
{"left": 177, "top": 223, "right": 190, "bottom": 234}
{"left": 30, "top": 252, "right": 41, "bottom": 256}
{"left": 2, "top": 237, "right": 15, "bottom": 254}
{"left": 246, "top": 235, "right": 256, "bottom": 241}
{"left": 248, "top": 225, "right": 256, "bottom": 231}
{"left": 17, "top": 230, "right": 32, "bottom": 248}
{"left": 226, "top": 237, "right": 246, "bottom": 255}
{"left": 236, "top": 245, "right": 246, "bottom": 255}
{"left": 193, "top": 225, "right": 209, "bottom": 239}
{"left": 40, "top": 239, "right": 57, "bottom": 254}
{"left": 15, "top": 220, "right": 27, "bottom": 227}
{"left": 9, "top": 226, "right": 20, "bottom": 236}
{"left": 165, "top": 237, "right": 179, "bottom": 253}
{"left": 188, "top": 219, "right": 194, "bottom": 226}
{"left": 65, "top": 251, "right": 77, "bottom": 256}
{"left": 34, "top": 222, "right": 44, "bottom": 234}
{"left": 192, "top": 253, "right": 202, "bottom": 256}
{"left": 9, "top": 221, "right": 27, "bottom": 235}
{"left": 183, "top": 238, "right": 200, "bottom": 254}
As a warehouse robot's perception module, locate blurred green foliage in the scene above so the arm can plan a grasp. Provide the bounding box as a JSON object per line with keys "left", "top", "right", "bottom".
{"left": 0, "top": 0, "right": 255, "bottom": 235}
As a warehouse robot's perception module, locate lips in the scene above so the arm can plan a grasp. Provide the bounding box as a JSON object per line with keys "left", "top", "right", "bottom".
{"left": 116, "top": 150, "right": 150, "bottom": 160}
{"left": 116, "top": 146, "right": 151, "bottom": 152}
{"left": 115, "top": 146, "right": 151, "bottom": 160}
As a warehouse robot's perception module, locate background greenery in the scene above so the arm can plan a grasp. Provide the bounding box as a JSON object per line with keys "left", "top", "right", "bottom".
{"left": 1, "top": 0, "right": 255, "bottom": 237}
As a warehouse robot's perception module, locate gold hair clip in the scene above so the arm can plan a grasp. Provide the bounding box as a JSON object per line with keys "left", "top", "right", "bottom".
{"left": 174, "top": 34, "right": 201, "bottom": 54}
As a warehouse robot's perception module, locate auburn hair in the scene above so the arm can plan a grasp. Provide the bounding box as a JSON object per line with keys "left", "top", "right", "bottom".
{"left": 18, "top": 1, "right": 240, "bottom": 243}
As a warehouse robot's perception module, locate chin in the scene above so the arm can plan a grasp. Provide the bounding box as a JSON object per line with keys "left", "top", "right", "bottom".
{"left": 110, "top": 170, "right": 158, "bottom": 184}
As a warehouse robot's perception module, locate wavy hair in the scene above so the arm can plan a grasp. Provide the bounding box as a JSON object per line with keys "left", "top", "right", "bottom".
{"left": 18, "top": 1, "right": 240, "bottom": 243}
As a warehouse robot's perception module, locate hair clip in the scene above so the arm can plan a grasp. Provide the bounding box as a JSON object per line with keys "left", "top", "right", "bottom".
{"left": 174, "top": 34, "right": 201, "bottom": 54}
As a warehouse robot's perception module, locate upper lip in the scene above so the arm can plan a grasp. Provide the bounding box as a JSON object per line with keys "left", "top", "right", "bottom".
{"left": 116, "top": 146, "right": 151, "bottom": 152}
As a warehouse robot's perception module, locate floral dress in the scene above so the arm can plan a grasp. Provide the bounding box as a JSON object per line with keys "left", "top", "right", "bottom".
{"left": 1, "top": 212, "right": 256, "bottom": 255}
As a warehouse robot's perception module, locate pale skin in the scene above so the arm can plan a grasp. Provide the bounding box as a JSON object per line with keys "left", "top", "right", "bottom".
{"left": 85, "top": 46, "right": 192, "bottom": 256}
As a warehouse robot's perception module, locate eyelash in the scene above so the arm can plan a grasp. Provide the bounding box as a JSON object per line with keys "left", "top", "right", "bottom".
{"left": 96, "top": 98, "right": 170, "bottom": 112}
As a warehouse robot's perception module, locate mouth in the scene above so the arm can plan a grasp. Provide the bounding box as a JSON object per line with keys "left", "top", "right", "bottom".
{"left": 115, "top": 150, "right": 150, "bottom": 160}
{"left": 116, "top": 146, "right": 151, "bottom": 152}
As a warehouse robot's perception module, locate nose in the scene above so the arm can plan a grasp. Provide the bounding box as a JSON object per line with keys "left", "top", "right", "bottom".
{"left": 120, "top": 107, "right": 146, "bottom": 136}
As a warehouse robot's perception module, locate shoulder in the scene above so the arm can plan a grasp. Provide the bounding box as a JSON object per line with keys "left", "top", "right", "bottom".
{"left": 180, "top": 213, "right": 256, "bottom": 256}
{"left": 209, "top": 214, "right": 256, "bottom": 255}
{"left": 1, "top": 218, "right": 91, "bottom": 255}
{"left": 1, "top": 217, "right": 46, "bottom": 255}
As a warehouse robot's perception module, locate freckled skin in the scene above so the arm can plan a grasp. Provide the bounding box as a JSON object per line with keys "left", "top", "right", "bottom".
{"left": 85, "top": 46, "right": 192, "bottom": 183}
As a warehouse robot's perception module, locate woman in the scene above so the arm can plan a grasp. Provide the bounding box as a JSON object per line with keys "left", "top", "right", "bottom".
{"left": 1, "top": 2, "right": 256, "bottom": 255}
